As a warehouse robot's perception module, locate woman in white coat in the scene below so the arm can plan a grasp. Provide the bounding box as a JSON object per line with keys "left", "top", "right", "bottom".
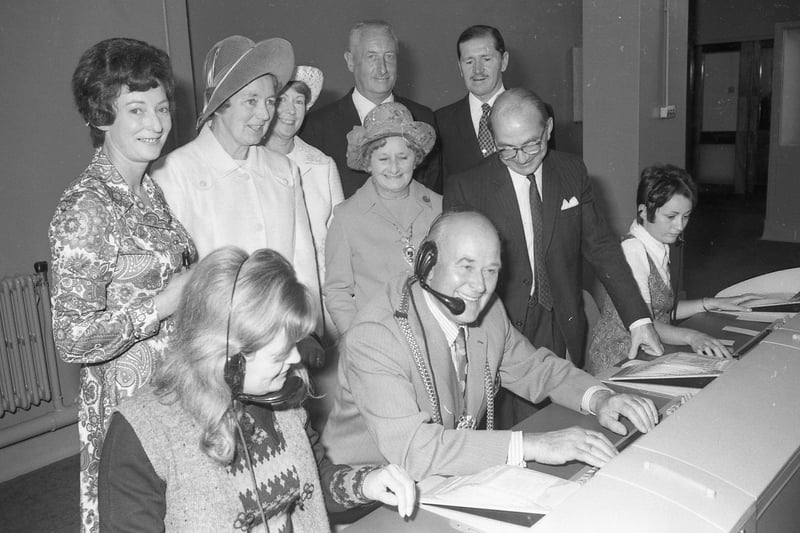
{"left": 266, "top": 66, "right": 344, "bottom": 288}
{"left": 152, "top": 36, "right": 325, "bottom": 366}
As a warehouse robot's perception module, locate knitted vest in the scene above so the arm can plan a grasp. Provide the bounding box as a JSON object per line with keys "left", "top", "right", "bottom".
{"left": 120, "top": 388, "right": 329, "bottom": 532}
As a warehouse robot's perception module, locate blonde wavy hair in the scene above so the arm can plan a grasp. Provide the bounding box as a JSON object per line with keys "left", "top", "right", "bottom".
{"left": 153, "top": 246, "right": 316, "bottom": 464}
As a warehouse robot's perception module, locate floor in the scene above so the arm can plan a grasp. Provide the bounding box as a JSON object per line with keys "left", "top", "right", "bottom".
{"left": 1, "top": 193, "right": 798, "bottom": 533}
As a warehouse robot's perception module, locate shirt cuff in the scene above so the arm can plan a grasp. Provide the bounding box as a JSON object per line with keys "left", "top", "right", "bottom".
{"left": 581, "top": 386, "right": 614, "bottom": 415}
{"left": 628, "top": 318, "right": 652, "bottom": 331}
{"left": 506, "top": 431, "right": 526, "bottom": 467}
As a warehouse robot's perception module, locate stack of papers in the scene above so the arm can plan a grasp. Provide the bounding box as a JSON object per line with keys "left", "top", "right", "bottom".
{"left": 607, "top": 352, "right": 734, "bottom": 388}
{"left": 418, "top": 464, "right": 581, "bottom": 532}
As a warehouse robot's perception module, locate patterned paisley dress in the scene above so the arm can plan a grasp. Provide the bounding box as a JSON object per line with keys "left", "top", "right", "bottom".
{"left": 586, "top": 236, "right": 674, "bottom": 376}
{"left": 49, "top": 149, "right": 196, "bottom": 533}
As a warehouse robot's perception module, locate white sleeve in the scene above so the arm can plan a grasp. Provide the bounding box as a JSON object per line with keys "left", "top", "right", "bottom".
{"left": 621, "top": 238, "right": 652, "bottom": 305}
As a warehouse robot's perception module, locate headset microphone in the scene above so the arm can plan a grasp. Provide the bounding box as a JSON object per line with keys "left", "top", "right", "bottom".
{"left": 418, "top": 278, "right": 466, "bottom": 315}
{"left": 414, "top": 240, "right": 466, "bottom": 315}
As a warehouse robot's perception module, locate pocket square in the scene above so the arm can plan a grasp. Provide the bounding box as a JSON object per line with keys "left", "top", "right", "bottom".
{"left": 560, "top": 196, "right": 579, "bottom": 210}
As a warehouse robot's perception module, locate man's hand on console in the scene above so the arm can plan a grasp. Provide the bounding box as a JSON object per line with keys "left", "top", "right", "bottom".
{"left": 522, "top": 427, "right": 618, "bottom": 468}
{"left": 591, "top": 390, "right": 659, "bottom": 435}
{"left": 628, "top": 322, "right": 664, "bottom": 358}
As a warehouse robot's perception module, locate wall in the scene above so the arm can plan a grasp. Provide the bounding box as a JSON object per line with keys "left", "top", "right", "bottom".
{"left": 583, "top": 0, "right": 689, "bottom": 235}
{"left": 0, "top": 0, "right": 192, "bottom": 482}
{"left": 695, "top": 0, "right": 800, "bottom": 44}
{"left": 0, "top": 0, "right": 193, "bottom": 278}
{"left": 184, "top": 0, "right": 583, "bottom": 153}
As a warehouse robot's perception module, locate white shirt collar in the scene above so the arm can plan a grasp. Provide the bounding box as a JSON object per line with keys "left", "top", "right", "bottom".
{"left": 629, "top": 220, "right": 670, "bottom": 267}
{"left": 468, "top": 86, "right": 505, "bottom": 136}
{"left": 352, "top": 87, "right": 394, "bottom": 124}
{"left": 422, "top": 290, "right": 466, "bottom": 346}
{"left": 506, "top": 162, "right": 543, "bottom": 193}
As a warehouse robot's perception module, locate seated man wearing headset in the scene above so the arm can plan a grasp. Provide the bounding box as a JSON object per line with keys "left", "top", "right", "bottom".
{"left": 322, "top": 209, "right": 659, "bottom": 479}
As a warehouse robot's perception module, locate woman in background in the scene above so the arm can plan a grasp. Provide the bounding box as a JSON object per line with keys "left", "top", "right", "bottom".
{"left": 586, "top": 164, "right": 759, "bottom": 375}
{"left": 49, "top": 38, "right": 195, "bottom": 532}
{"left": 266, "top": 65, "right": 344, "bottom": 303}
{"left": 98, "top": 247, "right": 415, "bottom": 532}
{"left": 324, "top": 102, "right": 441, "bottom": 333}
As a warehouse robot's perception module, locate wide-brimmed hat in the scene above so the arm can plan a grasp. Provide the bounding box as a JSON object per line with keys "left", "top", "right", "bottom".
{"left": 291, "top": 65, "right": 323, "bottom": 110}
{"left": 346, "top": 102, "right": 436, "bottom": 172}
{"left": 197, "top": 35, "right": 295, "bottom": 129}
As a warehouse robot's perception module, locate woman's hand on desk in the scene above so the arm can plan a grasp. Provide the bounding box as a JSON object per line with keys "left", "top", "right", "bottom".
{"left": 522, "top": 427, "right": 618, "bottom": 468}
{"left": 361, "top": 464, "right": 417, "bottom": 519}
{"left": 702, "top": 293, "right": 763, "bottom": 313}
{"left": 686, "top": 330, "right": 733, "bottom": 358}
{"left": 593, "top": 391, "right": 659, "bottom": 436}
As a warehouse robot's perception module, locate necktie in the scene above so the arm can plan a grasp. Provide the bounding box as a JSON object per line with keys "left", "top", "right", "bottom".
{"left": 527, "top": 175, "right": 553, "bottom": 310}
{"left": 453, "top": 327, "right": 468, "bottom": 395}
{"left": 477, "top": 103, "right": 495, "bottom": 157}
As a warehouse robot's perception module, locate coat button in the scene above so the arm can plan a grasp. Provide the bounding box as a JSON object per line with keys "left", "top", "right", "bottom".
{"left": 515, "top": 321, "right": 523, "bottom": 327}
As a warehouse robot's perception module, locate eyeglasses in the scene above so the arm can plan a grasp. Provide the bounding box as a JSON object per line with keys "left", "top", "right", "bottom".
{"left": 497, "top": 132, "right": 547, "bottom": 160}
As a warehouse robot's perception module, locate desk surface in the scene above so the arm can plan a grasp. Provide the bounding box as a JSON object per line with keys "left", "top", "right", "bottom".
{"left": 344, "top": 389, "right": 677, "bottom": 533}
{"left": 344, "top": 312, "right": 795, "bottom": 533}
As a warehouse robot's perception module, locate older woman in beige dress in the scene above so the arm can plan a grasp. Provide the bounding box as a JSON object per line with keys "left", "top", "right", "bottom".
{"left": 324, "top": 102, "right": 441, "bottom": 333}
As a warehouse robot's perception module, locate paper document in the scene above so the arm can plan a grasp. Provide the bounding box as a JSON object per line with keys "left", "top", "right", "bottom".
{"left": 607, "top": 352, "right": 733, "bottom": 387}
{"left": 419, "top": 464, "right": 580, "bottom": 514}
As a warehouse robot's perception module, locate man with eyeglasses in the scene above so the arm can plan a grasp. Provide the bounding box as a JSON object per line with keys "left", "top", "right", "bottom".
{"left": 444, "top": 88, "right": 663, "bottom": 427}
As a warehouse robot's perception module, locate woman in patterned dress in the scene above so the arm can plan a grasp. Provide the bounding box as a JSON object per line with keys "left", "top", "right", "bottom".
{"left": 98, "top": 247, "right": 415, "bottom": 532}
{"left": 49, "top": 38, "right": 195, "bottom": 532}
{"left": 585, "top": 164, "right": 759, "bottom": 375}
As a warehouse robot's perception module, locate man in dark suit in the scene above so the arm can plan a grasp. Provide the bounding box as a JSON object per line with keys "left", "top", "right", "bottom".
{"left": 444, "top": 88, "right": 663, "bottom": 425}
{"left": 435, "top": 25, "right": 508, "bottom": 181}
{"left": 302, "top": 20, "right": 441, "bottom": 197}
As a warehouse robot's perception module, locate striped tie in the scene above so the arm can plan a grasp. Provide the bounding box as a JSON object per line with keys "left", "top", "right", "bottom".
{"left": 527, "top": 175, "right": 553, "bottom": 310}
{"left": 453, "top": 326, "right": 468, "bottom": 395}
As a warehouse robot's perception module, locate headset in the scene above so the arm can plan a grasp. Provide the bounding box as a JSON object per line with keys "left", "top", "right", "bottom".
{"left": 414, "top": 240, "right": 466, "bottom": 315}
{"left": 223, "top": 257, "right": 308, "bottom": 409}
{"left": 222, "top": 255, "right": 314, "bottom": 532}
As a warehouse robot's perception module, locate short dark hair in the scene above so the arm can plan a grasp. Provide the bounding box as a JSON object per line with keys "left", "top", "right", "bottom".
{"left": 457, "top": 25, "right": 506, "bottom": 59}
{"left": 283, "top": 80, "right": 311, "bottom": 102}
{"left": 72, "top": 38, "right": 175, "bottom": 147}
{"left": 637, "top": 164, "right": 698, "bottom": 223}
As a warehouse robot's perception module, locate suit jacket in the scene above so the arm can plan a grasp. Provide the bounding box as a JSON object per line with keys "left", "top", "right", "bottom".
{"left": 435, "top": 96, "right": 485, "bottom": 180}
{"left": 301, "top": 89, "right": 442, "bottom": 197}
{"left": 444, "top": 151, "right": 649, "bottom": 368}
{"left": 321, "top": 277, "right": 598, "bottom": 480}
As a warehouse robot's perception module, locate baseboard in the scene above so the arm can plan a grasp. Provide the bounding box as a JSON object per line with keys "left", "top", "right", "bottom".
{"left": 0, "top": 422, "right": 78, "bottom": 483}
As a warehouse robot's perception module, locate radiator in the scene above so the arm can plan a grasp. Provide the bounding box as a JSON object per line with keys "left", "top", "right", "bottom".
{"left": 0, "top": 262, "right": 62, "bottom": 415}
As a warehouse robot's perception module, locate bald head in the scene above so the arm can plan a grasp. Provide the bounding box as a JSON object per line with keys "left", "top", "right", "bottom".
{"left": 489, "top": 88, "right": 553, "bottom": 176}
{"left": 490, "top": 88, "right": 549, "bottom": 131}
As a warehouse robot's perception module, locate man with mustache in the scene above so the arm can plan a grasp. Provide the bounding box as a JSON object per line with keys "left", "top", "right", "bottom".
{"left": 436, "top": 25, "right": 508, "bottom": 182}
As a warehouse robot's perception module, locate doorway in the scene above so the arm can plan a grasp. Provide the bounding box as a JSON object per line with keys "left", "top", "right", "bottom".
{"left": 687, "top": 40, "right": 774, "bottom": 198}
